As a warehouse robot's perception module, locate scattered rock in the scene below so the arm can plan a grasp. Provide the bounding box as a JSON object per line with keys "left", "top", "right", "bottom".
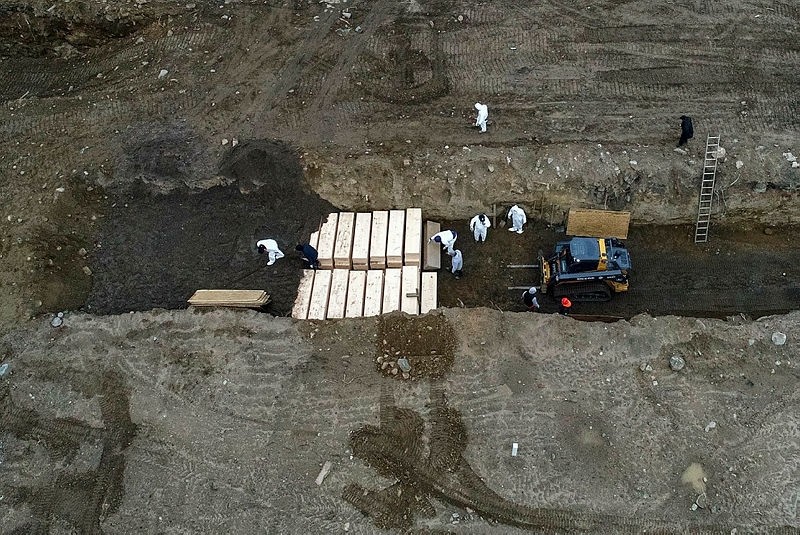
{"left": 669, "top": 356, "right": 685, "bottom": 371}
{"left": 78, "top": 247, "right": 88, "bottom": 257}
{"left": 51, "top": 316, "right": 63, "bottom": 328}
{"left": 402, "top": 372, "right": 410, "bottom": 379}
{"left": 695, "top": 493, "right": 707, "bottom": 509}
{"left": 221, "top": 138, "right": 229, "bottom": 145}
{"left": 704, "top": 421, "right": 717, "bottom": 432}
{"left": 0, "top": 363, "right": 7, "bottom": 376}
{"left": 713, "top": 147, "right": 726, "bottom": 160}
{"left": 763, "top": 227, "right": 774, "bottom": 235}
{"left": 673, "top": 147, "right": 688, "bottom": 155}
{"left": 487, "top": 164, "right": 495, "bottom": 173}
{"left": 82, "top": 266, "right": 92, "bottom": 276}
{"left": 390, "top": 368, "right": 398, "bottom": 375}
{"left": 735, "top": 160, "right": 743, "bottom": 169}
{"left": 397, "top": 357, "right": 411, "bottom": 372}
{"left": 380, "top": 361, "right": 389, "bottom": 370}
{"left": 771, "top": 332, "right": 787, "bottom": 346}
{"left": 158, "top": 69, "right": 169, "bottom": 79}
{"left": 639, "top": 362, "right": 653, "bottom": 372}
{"left": 752, "top": 181, "right": 767, "bottom": 193}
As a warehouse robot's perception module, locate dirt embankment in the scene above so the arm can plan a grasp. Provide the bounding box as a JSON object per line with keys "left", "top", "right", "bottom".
{"left": 0, "top": 308, "right": 798, "bottom": 532}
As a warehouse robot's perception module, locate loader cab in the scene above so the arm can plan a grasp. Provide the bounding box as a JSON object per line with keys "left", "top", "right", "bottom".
{"left": 554, "top": 237, "right": 632, "bottom": 275}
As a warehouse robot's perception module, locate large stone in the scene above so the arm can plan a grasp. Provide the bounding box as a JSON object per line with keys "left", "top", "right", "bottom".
{"left": 669, "top": 356, "right": 685, "bottom": 371}
{"left": 771, "top": 332, "right": 787, "bottom": 346}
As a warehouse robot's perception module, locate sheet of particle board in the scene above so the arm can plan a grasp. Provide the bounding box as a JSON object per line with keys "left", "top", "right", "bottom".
{"left": 382, "top": 268, "right": 402, "bottom": 313}
{"left": 363, "top": 270, "right": 384, "bottom": 317}
{"left": 566, "top": 209, "right": 630, "bottom": 239}
{"left": 401, "top": 265, "right": 420, "bottom": 315}
{"left": 307, "top": 270, "right": 332, "bottom": 320}
{"left": 333, "top": 212, "right": 355, "bottom": 269}
{"left": 423, "top": 221, "right": 441, "bottom": 270}
{"left": 188, "top": 290, "right": 269, "bottom": 307}
{"left": 386, "top": 210, "right": 406, "bottom": 268}
{"left": 420, "top": 272, "right": 438, "bottom": 314}
{"left": 317, "top": 213, "right": 339, "bottom": 269}
{"left": 404, "top": 208, "right": 422, "bottom": 266}
{"left": 345, "top": 270, "right": 366, "bottom": 318}
{"left": 369, "top": 211, "right": 388, "bottom": 269}
{"left": 351, "top": 212, "right": 372, "bottom": 270}
{"left": 291, "top": 270, "right": 315, "bottom": 319}
{"left": 326, "top": 269, "right": 350, "bottom": 319}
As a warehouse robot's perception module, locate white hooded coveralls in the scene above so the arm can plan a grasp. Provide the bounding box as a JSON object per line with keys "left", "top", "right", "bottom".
{"left": 474, "top": 103, "right": 488, "bottom": 133}
{"left": 469, "top": 214, "right": 491, "bottom": 242}
{"left": 450, "top": 249, "right": 463, "bottom": 274}
{"left": 431, "top": 230, "right": 457, "bottom": 254}
{"left": 257, "top": 239, "right": 285, "bottom": 265}
{"left": 507, "top": 205, "right": 527, "bottom": 233}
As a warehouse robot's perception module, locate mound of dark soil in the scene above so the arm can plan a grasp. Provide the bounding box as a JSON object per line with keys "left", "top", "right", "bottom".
{"left": 85, "top": 140, "right": 336, "bottom": 316}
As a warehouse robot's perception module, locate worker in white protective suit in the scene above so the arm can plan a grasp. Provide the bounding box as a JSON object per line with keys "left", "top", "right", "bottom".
{"left": 430, "top": 229, "right": 458, "bottom": 255}
{"left": 474, "top": 102, "right": 488, "bottom": 133}
{"left": 449, "top": 249, "right": 463, "bottom": 279}
{"left": 257, "top": 238, "right": 284, "bottom": 266}
{"left": 469, "top": 213, "right": 491, "bottom": 242}
{"left": 507, "top": 204, "right": 527, "bottom": 234}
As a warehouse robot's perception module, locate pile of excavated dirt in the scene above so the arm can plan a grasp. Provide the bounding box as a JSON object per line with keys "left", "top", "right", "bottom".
{"left": 0, "top": 308, "right": 797, "bottom": 532}
{"left": 84, "top": 140, "right": 336, "bottom": 316}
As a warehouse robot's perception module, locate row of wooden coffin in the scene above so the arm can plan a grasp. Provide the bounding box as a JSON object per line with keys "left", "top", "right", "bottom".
{"left": 310, "top": 208, "right": 422, "bottom": 270}
{"left": 292, "top": 266, "right": 437, "bottom": 320}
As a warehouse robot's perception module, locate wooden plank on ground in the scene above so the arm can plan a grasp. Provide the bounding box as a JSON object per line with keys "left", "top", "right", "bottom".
{"left": 363, "top": 270, "right": 384, "bottom": 317}
{"left": 317, "top": 213, "right": 339, "bottom": 269}
{"left": 333, "top": 212, "right": 355, "bottom": 269}
{"left": 382, "top": 268, "right": 402, "bottom": 313}
{"left": 401, "top": 265, "right": 420, "bottom": 315}
{"left": 308, "top": 270, "right": 332, "bottom": 320}
{"left": 369, "top": 211, "right": 388, "bottom": 269}
{"left": 566, "top": 209, "right": 631, "bottom": 239}
{"left": 386, "top": 210, "right": 405, "bottom": 268}
{"left": 188, "top": 290, "right": 269, "bottom": 307}
{"left": 423, "top": 220, "right": 441, "bottom": 271}
{"left": 420, "top": 272, "right": 438, "bottom": 314}
{"left": 345, "top": 270, "right": 366, "bottom": 318}
{"left": 351, "top": 212, "right": 371, "bottom": 270}
{"left": 291, "top": 270, "right": 315, "bottom": 319}
{"left": 326, "top": 269, "right": 349, "bottom": 319}
{"left": 404, "top": 208, "right": 422, "bottom": 266}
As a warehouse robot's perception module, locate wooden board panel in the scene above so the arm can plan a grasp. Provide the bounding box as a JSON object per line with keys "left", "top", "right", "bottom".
{"left": 188, "top": 290, "right": 269, "bottom": 307}
{"left": 566, "top": 209, "right": 631, "bottom": 239}
{"left": 317, "top": 213, "right": 339, "bottom": 269}
{"left": 291, "top": 270, "right": 315, "bottom": 319}
{"left": 369, "top": 211, "right": 388, "bottom": 269}
{"left": 423, "top": 220, "right": 441, "bottom": 270}
{"left": 404, "top": 208, "right": 422, "bottom": 266}
{"left": 420, "top": 272, "right": 438, "bottom": 314}
{"left": 345, "top": 270, "right": 366, "bottom": 318}
{"left": 401, "top": 265, "right": 420, "bottom": 315}
{"left": 363, "top": 270, "right": 384, "bottom": 317}
{"left": 326, "top": 269, "right": 349, "bottom": 319}
{"left": 333, "top": 212, "right": 355, "bottom": 269}
{"left": 382, "top": 268, "right": 402, "bottom": 313}
{"left": 308, "top": 270, "right": 332, "bottom": 320}
{"left": 386, "top": 210, "right": 406, "bottom": 268}
{"left": 351, "top": 212, "right": 372, "bottom": 270}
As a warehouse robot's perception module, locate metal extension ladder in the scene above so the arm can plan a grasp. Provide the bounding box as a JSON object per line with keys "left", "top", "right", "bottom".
{"left": 694, "top": 134, "right": 721, "bottom": 243}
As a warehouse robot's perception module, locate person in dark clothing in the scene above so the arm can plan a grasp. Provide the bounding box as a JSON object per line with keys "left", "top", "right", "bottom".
{"left": 521, "top": 287, "right": 540, "bottom": 312}
{"left": 678, "top": 115, "right": 694, "bottom": 146}
{"left": 295, "top": 243, "right": 320, "bottom": 269}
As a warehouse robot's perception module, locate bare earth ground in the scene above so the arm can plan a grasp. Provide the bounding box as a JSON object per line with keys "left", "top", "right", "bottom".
{"left": 0, "top": 0, "right": 799, "bottom": 533}
{"left": 1, "top": 309, "right": 799, "bottom": 533}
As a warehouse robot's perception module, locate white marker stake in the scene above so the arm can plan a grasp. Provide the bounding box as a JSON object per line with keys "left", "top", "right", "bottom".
{"left": 511, "top": 443, "right": 519, "bottom": 456}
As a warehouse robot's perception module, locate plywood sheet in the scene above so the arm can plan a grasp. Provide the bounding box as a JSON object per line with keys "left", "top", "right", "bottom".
{"left": 363, "top": 270, "right": 384, "bottom": 317}
{"left": 291, "top": 270, "right": 315, "bottom": 319}
{"left": 404, "top": 208, "right": 422, "bottom": 266}
{"left": 188, "top": 290, "right": 269, "bottom": 307}
{"left": 423, "top": 221, "right": 441, "bottom": 270}
{"left": 566, "top": 209, "right": 631, "bottom": 239}
{"left": 420, "top": 272, "right": 438, "bottom": 314}
{"left": 401, "top": 265, "right": 420, "bottom": 315}
{"left": 345, "top": 270, "right": 366, "bottom": 318}
{"left": 333, "top": 212, "right": 355, "bottom": 269}
{"left": 382, "top": 268, "right": 402, "bottom": 313}
{"left": 369, "top": 211, "right": 388, "bottom": 269}
{"left": 308, "top": 270, "right": 332, "bottom": 320}
{"left": 351, "top": 212, "right": 371, "bottom": 270}
{"left": 326, "top": 269, "right": 349, "bottom": 319}
{"left": 317, "top": 213, "right": 339, "bottom": 269}
{"left": 386, "top": 210, "right": 405, "bottom": 268}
